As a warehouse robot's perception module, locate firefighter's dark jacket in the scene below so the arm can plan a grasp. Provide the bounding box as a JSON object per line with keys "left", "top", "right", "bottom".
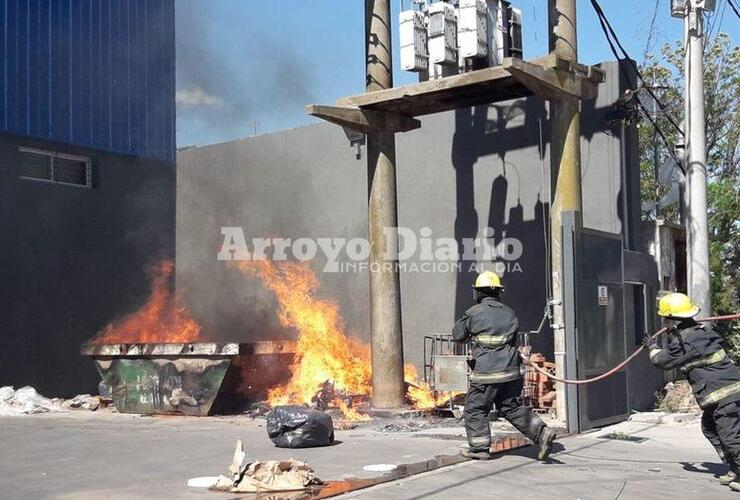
{"left": 649, "top": 320, "right": 740, "bottom": 409}
{"left": 452, "top": 296, "right": 520, "bottom": 384}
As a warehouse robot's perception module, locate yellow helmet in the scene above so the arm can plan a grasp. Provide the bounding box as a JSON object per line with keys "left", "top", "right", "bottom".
{"left": 657, "top": 292, "right": 700, "bottom": 318}
{"left": 473, "top": 271, "right": 504, "bottom": 289}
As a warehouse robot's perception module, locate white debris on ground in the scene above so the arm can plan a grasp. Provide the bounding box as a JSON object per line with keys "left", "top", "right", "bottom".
{"left": 629, "top": 411, "right": 699, "bottom": 425}
{"left": 0, "top": 386, "right": 63, "bottom": 416}
{"left": 208, "top": 439, "right": 323, "bottom": 493}
{"left": 186, "top": 477, "right": 220, "bottom": 488}
{"left": 362, "top": 464, "right": 398, "bottom": 473}
{"left": 0, "top": 386, "right": 108, "bottom": 416}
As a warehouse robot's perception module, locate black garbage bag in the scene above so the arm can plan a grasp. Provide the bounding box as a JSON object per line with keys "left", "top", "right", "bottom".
{"left": 266, "top": 405, "right": 335, "bottom": 448}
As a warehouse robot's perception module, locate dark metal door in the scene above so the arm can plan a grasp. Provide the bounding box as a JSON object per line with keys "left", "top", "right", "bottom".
{"left": 562, "top": 213, "right": 629, "bottom": 432}
{"left": 575, "top": 230, "right": 628, "bottom": 430}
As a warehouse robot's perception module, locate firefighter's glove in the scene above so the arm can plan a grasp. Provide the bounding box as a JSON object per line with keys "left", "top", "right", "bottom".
{"left": 641, "top": 334, "right": 657, "bottom": 350}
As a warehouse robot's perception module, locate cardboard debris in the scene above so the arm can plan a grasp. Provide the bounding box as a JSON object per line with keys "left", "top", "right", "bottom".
{"left": 61, "top": 394, "right": 103, "bottom": 411}
{"left": 212, "top": 439, "right": 322, "bottom": 493}
{"left": 229, "top": 439, "right": 249, "bottom": 482}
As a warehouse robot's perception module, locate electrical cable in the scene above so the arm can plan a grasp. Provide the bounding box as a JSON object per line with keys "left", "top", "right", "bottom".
{"left": 729, "top": 0, "right": 740, "bottom": 20}
{"left": 591, "top": 0, "right": 684, "bottom": 134}
{"left": 589, "top": 0, "right": 686, "bottom": 174}
{"left": 642, "top": 0, "right": 662, "bottom": 62}
{"left": 522, "top": 313, "right": 740, "bottom": 385}
{"left": 590, "top": 0, "right": 685, "bottom": 138}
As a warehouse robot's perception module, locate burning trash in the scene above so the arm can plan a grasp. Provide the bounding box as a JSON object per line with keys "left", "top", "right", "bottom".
{"left": 81, "top": 257, "right": 454, "bottom": 419}
{"left": 232, "top": 260, "right": 452, "bottom": 420}
{"left": 90, "top": 260, "right": 201, "bottom": 345}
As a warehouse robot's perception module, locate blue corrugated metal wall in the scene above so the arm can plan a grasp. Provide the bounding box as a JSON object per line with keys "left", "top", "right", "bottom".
{"left": 0, "top": 0, "right": 175, "bottom": 163}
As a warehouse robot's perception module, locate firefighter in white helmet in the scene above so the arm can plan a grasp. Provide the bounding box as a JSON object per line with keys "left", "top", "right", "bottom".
{"left": 452, "top": 271, "right": 556, "bottom": 460}
{"left": 646, "top": 292, "right": 740, "bottom": 491}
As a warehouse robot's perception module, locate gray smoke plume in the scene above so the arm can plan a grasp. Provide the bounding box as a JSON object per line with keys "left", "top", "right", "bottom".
{"left": 175, "top": 1, "right": 316, "bottom": 142}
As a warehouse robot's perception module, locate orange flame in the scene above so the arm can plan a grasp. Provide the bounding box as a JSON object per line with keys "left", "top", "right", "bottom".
{"left": 91, "top": 261, "right": 201, "bottom": 344}
{"left": 233, "top": 259, "right": 445, "bottom": 420}
{"left": 405, "top": 365, "right": 455, "bottom": 410}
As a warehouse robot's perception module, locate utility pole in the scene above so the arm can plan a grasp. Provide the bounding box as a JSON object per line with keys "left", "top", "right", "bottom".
{"left": 365, "top": 0, "right": 406, "bottom": 409}
{"left": 548, "top": 0, "right": 582, "bottom": 424}
{"left": 681, "top": 0, "right": 712, "bottom": 314}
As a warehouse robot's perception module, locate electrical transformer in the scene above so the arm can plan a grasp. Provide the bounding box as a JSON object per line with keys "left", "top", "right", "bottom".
{"left": 485, "top": 0, "right": 506, "bottom": 67}
{"left": 670, "top": 0, "right": 688, "bottom": 16}
{"left": 398, "top": 0, "right": 524, "bottom": 80}
{"left": 399, "top": 10, "right": 429, "bottom": 72}
{"left": 428, "top": 1, "right": 458, "bottom": 66}
{"left": 457, "top": 0, "right": 488, "bottom": 60}
{"left": 693, "top": 0, "right": 716, "bottom": 11}
{"left": 506, "top": 6, "right": 523, "bottom": 59}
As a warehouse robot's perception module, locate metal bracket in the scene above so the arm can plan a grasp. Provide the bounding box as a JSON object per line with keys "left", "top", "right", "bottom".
{"left": 342, "top": 127, "right": 366, "bottom": 160}
{"left": 306, "top": 104, "right": 422, "bottom": 134}
{"left": 502, "top": 55, "right": 605, "bottom": 101}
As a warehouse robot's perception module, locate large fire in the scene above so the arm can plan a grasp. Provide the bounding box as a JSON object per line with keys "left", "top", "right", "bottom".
{"left": 233, "top": 260, "right": 448, "bottom": 420}
{"left": 91, "top": 260, "right": 201, "bottom": 344}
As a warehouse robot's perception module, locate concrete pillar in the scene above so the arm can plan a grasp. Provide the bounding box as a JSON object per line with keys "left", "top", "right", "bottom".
{"left": 365, "top": 0, "right": 405, "bottom": 409}
{"left": 684, "top": 7, "right": 711, "bottom": 314}
{"left": 548, "top": 0, "right": 582, "bottom": 424}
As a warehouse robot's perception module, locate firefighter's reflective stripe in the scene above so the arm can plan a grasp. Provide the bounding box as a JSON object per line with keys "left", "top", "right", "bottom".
{"left": 699, "top": 381, "right": 740, "bottom": 409}
{"left": 681, "top": 349, "right": 728, "bottom": 373}
{"left": 474, "top": 333, "right": 514, "bottom": 347}
{"left": 469, "top": 367, "right": 520, "bottom": 384}
{"left": 469, "top": 435, "right": 492, "bottom": 446}
{"left": 649, "top": 348, "right": 663, "bottom": 361}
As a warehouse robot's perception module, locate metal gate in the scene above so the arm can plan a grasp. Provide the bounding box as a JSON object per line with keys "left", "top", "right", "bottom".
{"left": 562, "top": 212, "right": 629, "bottom": 432}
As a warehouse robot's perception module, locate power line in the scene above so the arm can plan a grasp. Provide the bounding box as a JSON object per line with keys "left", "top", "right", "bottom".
{"left": 642, "top": 0, "right": 662, "bottom": 62}
{"left": 728, "top": 0, "right": 740, "bottom": 20}
{"left": 706, "top": 0, "right": 727, "bottom": 40}
{"left": 589, "top": 0, "right": 685, "bottom": 138}
{"left": 589, "top": 0, "right": 686, "bottom": 174}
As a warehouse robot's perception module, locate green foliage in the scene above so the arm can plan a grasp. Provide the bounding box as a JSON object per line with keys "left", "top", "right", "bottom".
{"left": 639, "top": 33, "right": 739, "bottom": 350}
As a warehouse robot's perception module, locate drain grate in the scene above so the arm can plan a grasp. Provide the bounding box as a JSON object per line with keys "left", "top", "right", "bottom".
{"left": 598, "top": 432, "right": 648, "bottom": 443}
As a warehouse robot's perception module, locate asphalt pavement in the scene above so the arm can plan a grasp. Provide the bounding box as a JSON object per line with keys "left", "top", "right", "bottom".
{"left": 0, "top": 410, "right": 735, "bottom": 499}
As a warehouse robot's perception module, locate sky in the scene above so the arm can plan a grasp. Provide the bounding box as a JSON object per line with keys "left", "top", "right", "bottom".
{"left": 175, "top": 0, "right": 739, "bottom": 148}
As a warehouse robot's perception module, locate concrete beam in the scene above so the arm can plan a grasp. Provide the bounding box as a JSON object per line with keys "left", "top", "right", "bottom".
{"left": 502, "top": 57, "right": 602, "bottom": 100}
{"left": 306, "top": 105, "right": 421, "bottom": 134}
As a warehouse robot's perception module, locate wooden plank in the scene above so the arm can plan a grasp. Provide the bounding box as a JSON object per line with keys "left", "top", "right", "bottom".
{"left": 338, "top": 65, "right": 512, "bottom": 107}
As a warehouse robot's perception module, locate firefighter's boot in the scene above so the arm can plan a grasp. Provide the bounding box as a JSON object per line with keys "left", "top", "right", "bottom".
{"left": 461, "top": 448, "right": 493, "bottom": 460}
{"left": 720, "top": 470, "right": 738, "bottom": 486}
{"left": 538, "top": 427, "right": 556, "bottom": 461}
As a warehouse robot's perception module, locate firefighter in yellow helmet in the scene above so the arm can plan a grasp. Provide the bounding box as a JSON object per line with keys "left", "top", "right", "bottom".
{"left": 645, "top": 292, "right": 740, "bottom": 491}
{"left": 452, "top": 271, "right": 556, "bottom": 461}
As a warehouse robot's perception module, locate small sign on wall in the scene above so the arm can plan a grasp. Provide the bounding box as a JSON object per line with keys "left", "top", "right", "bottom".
{"left": 598, "top": 285, "right": 609, "bottom": 306}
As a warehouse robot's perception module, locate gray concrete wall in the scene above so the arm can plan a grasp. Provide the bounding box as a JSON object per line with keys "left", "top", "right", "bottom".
{"left": 177, "top": 62, "right": 648, "bottom": 384}
{"left": 0, "top": 133, "right": 176, "bottom": 397}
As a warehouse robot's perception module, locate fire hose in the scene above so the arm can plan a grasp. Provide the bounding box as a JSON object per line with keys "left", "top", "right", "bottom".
{"left": 521, "top": 314, "right": 740, "bottom": 385}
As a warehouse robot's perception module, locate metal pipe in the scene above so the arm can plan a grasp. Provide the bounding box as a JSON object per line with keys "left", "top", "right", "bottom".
{"left": 365, "top": 0, "right": 405, "bottom": 409}
{"left": 548, "top": 0, "right": 582, "bottom": 424}
{"left": 620, "top": 120, "right": 631, "bottom": 249}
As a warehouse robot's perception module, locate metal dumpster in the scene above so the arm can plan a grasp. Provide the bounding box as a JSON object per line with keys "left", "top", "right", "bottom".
{"left": 81, "top": 341, "right": 296, "bottom": 416}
